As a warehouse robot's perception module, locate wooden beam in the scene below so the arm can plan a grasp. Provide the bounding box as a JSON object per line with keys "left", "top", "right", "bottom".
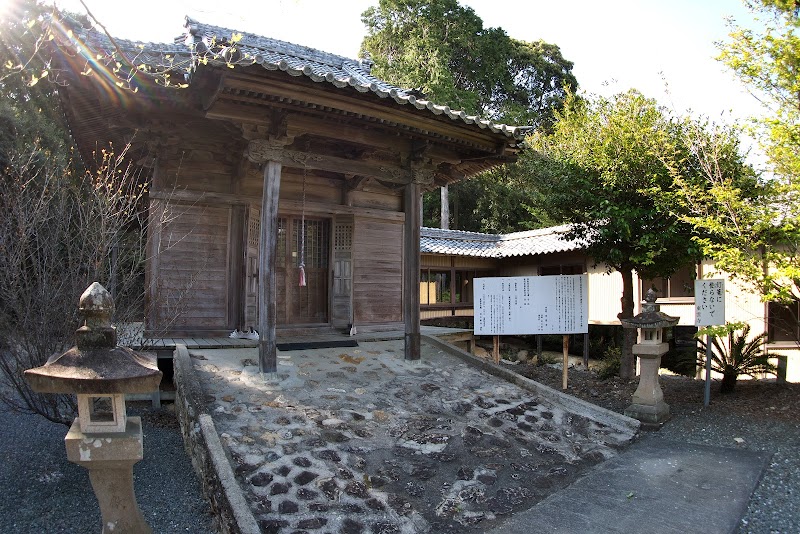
{"left": 149, "top": 189, "right": 406, "bottom": 222}
{"left": 245, "top": 141, "right": 413, "bottom": 184}
{"left": 226, "top": 74, "right": 507, "bottom": 151}
{"left": 259, "top": 160, "right": 281, "bottom": 375}
{"left": 207, "top": 100, "right": 412, "bottom": 153}
{"left": 403, "top": 181, "right": 421, "bottom": 361}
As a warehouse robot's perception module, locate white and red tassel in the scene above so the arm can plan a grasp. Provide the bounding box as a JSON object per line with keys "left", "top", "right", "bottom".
{"left": 298, "top": 263, "right": 307, "bottom": 287}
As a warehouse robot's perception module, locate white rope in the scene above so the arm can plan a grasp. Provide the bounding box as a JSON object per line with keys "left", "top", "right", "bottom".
{"left": 298, "top": 147, "right": 308, "bottom": 287}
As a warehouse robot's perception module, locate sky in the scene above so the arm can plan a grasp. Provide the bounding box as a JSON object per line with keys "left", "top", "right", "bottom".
{"left": 46, "top": 0, "right": 766, "bottom": 124}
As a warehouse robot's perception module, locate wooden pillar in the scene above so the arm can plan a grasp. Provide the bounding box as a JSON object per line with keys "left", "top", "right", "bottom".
{"left": 258, "top": 160, "right": 282, "bottom": 375}
{"left": 404, "top": 181, "right": 421, "bottom": 361}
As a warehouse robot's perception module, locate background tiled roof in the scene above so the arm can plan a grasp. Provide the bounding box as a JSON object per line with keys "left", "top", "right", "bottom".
{"left": 420, "top": 224, "right": 586, "bottom": 258}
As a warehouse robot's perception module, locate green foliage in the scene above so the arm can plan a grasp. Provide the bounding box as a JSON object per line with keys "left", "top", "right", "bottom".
{"left": 524, "top": 90, "right": 705, "bottom": 280}
{"left": 0, "top": 0, "right": 74, "bottom": 169}
{"left": 521, "top": 89, "right": 710, "bottom": 377}
{"left": 362, "top": 0, "right": 578, "bottom": 233}
{"left": 660, "top": 347, "right": 698, "bottom": 377}
{"left": 360, "top": 0, "right": 576, "bottom": 127}
{"left": 536, "top": 352, "right": 558, "bottom": 366}
{"left": 697, "top": 323, "right": 777, "bottom": 393}
{"left": 719, "top": 0, "right": 800, "bottom": 179}
{"left": 423, "top": 167, "right": 560, "bottom": 232}
{"left": 678, "top": 0, "right": 800, "bottom": 338}
{"left": 597, "top": 346, "right": 621, "bottom": 380}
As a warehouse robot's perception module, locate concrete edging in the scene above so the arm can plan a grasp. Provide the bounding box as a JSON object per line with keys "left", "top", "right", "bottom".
{"left": 173, "top": 344, "right": 261, "bottom": 534}
{"left": 421, "top": 334, "right": 641, "bottom": 435}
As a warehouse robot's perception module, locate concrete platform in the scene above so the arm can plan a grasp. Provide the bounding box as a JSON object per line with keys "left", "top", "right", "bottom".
{"left": 495, "top": 435, "right": 769, "bottom": 534}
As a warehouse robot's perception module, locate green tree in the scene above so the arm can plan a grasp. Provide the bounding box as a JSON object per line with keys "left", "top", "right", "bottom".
{"left": 0, "top": 0, "right": 73, "bottom": 166}
{"left": 361, "top": 0, "right": 577, "bottom": 232}
{"left": 522, "top": 90, "right": 706, "bottom": 379}
{"left": 688, "top": 0, "right": 800, "bottom": 332}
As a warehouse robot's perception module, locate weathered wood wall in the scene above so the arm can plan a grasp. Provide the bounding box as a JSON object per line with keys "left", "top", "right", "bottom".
{"left": 148, "top": 201, "right": 231, "bottom": 334}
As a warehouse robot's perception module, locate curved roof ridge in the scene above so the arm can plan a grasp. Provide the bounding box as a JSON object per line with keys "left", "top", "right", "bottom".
{"left": 499, "top": 223, "right": 574, "bottom": 241}
{"left": 421, "top": 227, "right": 501, "bottom": 242}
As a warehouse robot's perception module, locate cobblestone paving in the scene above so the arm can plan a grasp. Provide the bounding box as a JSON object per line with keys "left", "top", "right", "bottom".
{"left": 190, "top": 341, "right": 636, "bottom": 533}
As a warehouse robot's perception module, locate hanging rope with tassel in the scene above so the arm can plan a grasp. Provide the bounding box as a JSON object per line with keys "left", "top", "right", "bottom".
{"left": 298, "top": 146, "right": 308, "bottom": 287}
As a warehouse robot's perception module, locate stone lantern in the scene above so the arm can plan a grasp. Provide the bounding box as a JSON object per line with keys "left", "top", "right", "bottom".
{"left": 25, "top": 282, "right": 162, "bottom": 533}
{"left": 620, "top": 288, "right": 678, "bottom": 427}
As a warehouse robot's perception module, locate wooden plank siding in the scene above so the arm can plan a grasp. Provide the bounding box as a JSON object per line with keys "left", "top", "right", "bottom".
{"left": 353, "top": 216, "right": 403, "bottom": 325}
{"left": 151, "top": 202, "right": 231, "bottom": 332}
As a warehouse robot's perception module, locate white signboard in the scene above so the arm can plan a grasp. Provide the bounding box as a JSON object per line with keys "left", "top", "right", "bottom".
{"left": 474, "top": 275, "right": 589, "bottom": 335}
{"left": 695, "top": 279, "right": 725, "bottom": 326}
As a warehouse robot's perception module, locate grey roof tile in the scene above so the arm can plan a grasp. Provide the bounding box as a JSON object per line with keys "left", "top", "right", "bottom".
{"left": 182, "top": 18, "right": 525, "bottom": 138}
{"left": 63, "top": 16, "right": 526, "bottom": 140}
{"left": 420, "top": 224, "right": 586, "bottom": 258}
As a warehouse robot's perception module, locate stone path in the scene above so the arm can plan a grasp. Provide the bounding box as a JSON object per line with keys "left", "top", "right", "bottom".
{"left": 188, "top": 340, "right": 637, "bottom": 533}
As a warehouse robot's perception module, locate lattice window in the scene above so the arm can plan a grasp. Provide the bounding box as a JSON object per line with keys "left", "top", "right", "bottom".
{"left": 334, "top": 223, "right": 353, "bottom": 251}
{"left": 248, "top": 216, "right": 260, "bottom": 249}
{"left": 293, "top": 219, "right": 329, "bottom": 268}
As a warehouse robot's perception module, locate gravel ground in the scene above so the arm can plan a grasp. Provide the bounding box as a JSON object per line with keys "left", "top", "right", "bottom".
{"left": 2, "top": 355, "right": 795, "bottom": 534}
{"left": 0, "top": 401, "right": 215, "bottom": 534}
{"left": 515, "top": 359, "right": 800, "bottom": 534}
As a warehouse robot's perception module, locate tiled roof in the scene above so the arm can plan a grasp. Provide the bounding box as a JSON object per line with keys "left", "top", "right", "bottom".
{"left": 63, "top": 16, "right": 527, "bottom": 140}
{"left": 183, "top": 19, "right": 525, "bottom": 139}
{"left": 420, "top": 224, "right": 586, "bottom": 258}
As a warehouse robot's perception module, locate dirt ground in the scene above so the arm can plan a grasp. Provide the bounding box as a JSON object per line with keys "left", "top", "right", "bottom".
{"left": 507, "top": 356, "right": 800, "bottom": 425}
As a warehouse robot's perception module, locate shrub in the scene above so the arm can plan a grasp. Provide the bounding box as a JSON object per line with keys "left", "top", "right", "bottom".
{"left": 697, "top": 324, "right": 778, "bottom": 394}
{"left": 661, "top": 346, "right": 698, "bottom": 377}
{"left": 597, "top": 346, "right": 621, "bottom": 380}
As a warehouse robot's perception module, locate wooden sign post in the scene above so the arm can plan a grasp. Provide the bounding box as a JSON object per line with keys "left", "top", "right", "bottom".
{"left": 562, "top": 335, "right": 569, "bottom": 390}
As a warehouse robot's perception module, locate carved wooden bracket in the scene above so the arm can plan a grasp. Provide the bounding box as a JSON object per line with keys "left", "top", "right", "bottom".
{"left": 245, "top": 137, "right": 294, "bottom": 164}
{"left": 344, "top": 175, "right": 368, "bottom": 192}
{"left": 410, "top": 162, "right": 436, "bottom": 186}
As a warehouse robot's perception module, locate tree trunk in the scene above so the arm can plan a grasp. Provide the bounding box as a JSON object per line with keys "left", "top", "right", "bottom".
{"left": 720, "top": 368, "right": 737, "bottom": 394}
{"left": 440, "top": 184, "right": 449, "bottom": 230}
{"left": 618, "top": 266, "right": 636, "bottom": 380}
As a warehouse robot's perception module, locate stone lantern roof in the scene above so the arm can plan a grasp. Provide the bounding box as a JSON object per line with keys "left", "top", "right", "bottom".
{"left": 620, "top": 288, "right": 679, "bottom": 330}
{"left": 25, "top": 283, "right": 162, "bottom": 395}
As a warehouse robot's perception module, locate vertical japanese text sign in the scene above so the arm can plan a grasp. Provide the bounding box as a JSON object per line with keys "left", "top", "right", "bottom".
{"left": 695, "top": 279, "right": 725, "bottom": 326}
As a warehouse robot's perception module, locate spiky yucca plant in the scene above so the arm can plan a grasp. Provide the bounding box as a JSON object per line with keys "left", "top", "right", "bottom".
{"left": 697, "top": 324, "right": 778, "bottom": 394}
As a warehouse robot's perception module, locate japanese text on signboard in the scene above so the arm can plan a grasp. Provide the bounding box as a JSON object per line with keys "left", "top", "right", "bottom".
{"left": 474, "top": 275, "right": 589, "bottom": 335}
{"left": 695, "top": 279, "right": 725, "bottom": 326}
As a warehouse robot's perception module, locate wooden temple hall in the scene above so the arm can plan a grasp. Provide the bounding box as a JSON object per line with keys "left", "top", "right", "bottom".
{"left": 53, "top": 17, "right": 526, "bottom": 372}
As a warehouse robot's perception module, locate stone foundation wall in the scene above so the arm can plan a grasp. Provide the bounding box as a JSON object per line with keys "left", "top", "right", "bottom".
{"left": 173, "top": 344, "right": 260, "bottom": 534}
